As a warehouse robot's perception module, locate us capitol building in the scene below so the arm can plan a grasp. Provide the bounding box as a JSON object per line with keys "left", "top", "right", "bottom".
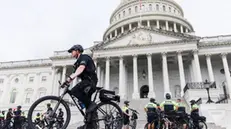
{"left": 0, "top": 0, "right": 231, "bottom": 128}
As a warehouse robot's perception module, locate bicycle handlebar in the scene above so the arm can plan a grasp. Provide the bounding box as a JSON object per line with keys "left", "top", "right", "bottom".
{"left": 59, "top": 74, "right": 72, "bottom": 88}
{"left": 129, "top": 108, "right": 139, "bottom": 114}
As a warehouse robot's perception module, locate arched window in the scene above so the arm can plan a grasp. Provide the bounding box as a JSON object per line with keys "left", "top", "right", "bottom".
{"left": 118, "top": 14, "right": 121, "bottom": 19}
{"left": 169, "top": 7, "right": 171, "bottom": 12}
{"left": 174, "top": 9, "right": 176, "bottom": 13}
{"left": 129, "top": 8, "right": 131, "bottom": 14}
{"left": 38, "top": 87, "right": 47, "bottom": 99}
{"left": 156, "top": 4, "right": 159, "bottom": 11}
{"left": 174, "top": 85, "right": 181, "bottom": 98}
{"left": 163, "top": 5, "right": 166, "bottom": 11}
{"left": 10, "top": 89, "right": 17, "bottom": 103}
{"left": 24, "top": 88, "right": 33, "bottom": 104}
{"left": 149, "top": 4, "right": 152, "bottom": 11}
{"left": 15, "top": 78, "right": 19, "bottom": 83}
{"left": 135, "top": 6, "right": 138, "bottom": 12}
{"left": 123, "top": 10, "right": 125, "bottom": 17}
{"left": 140, "top": 85, "right": 149, "bottom": 98}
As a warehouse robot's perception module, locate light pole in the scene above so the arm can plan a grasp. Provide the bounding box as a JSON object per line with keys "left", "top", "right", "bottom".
{"left": 204, "top": 79, "right": 214, "bottom": 104}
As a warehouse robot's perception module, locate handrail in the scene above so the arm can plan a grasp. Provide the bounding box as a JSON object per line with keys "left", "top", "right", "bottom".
{"left": 196, "top": 98, "right": 202, "bottom": 105}
{"left": 183, "top": 81, "right": 216, "bottom": 93}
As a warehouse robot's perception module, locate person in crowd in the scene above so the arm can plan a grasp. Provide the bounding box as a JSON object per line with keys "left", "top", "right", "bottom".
{"left": 13, "top": 105, "right": 22, "bottom": 129}
{"left": 122, "top": 101, "right": 130, "bottom": 129}
{"left": 176, "top": 98, "right": 187, "bottom": 129}
{"left": 144, "top": 98, "right": 159, "bottom": 129}
{"left": 3, "top": 108, "right": 13, "bottom": 129}
{"left": 190, "top": 100, "right": 200, "bottom": 128}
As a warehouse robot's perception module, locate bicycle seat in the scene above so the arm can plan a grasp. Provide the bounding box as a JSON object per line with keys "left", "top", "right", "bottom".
{"left": 96, "top": 87, "right": 103, "bottom": 90}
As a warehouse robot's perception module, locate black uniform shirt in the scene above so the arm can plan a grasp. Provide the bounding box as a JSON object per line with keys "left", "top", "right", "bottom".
{"left": 73, "top": 54, "right": 97, "bottom": 82}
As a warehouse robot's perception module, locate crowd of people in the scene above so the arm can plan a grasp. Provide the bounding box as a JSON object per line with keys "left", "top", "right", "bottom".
{"left": 0, "top": 103, "right": 64, "bottom": 129}
{"left": 0, "top": 105, "right": 26, "bottom": 129}
{"left": 122, "top": 93, "right": 205, "bottom": 129}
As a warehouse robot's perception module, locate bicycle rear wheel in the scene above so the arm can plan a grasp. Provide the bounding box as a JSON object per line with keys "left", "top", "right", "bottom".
{"left": 92, "top": 101, "right": 123, "bottom": 129}
{"left": 27, "top": 96, "right": 71, "bottom": 129}
{"left": 198, "top": 121, "right": 207, "bottom": 129}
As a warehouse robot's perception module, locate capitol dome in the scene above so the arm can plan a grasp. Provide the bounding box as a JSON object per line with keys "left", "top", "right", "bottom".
{"left": 103, "top": 0, "right": 194, "bottom": 40}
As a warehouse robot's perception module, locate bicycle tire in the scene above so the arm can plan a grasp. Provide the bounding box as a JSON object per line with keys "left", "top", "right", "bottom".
{"left": 132, "top": 120, "right": 137, "bottom": 129}
{"left": 27, "top": 96, "right": 71, "bottom": 129}
{"left": 144, "top": 122, "right": 156, "bottom": 129}
{"left": 199, "top": 121, "right": 207, "bottom": 129}
{"left": 95, "top": 101, "right": 123, "bottom": 129}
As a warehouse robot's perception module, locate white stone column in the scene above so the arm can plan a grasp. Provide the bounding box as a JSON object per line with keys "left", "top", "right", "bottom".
{"left": 121, "top": 26, "right": 124, "bottom": 33}
{"left": 110, "top": 33, "right": 112, "bottom": 39}
{"left": 174, "top": 23, "right": 177, "bottom": 32}
{"left": 32, "top": 73, "right": 41, "bottom": 101}
{"left": 51, "top": 67, "right": 57, "bottom": 95}
{"left": 129, "top": 24, "right": 132, "bottom": 30}
{"left": 177, "top": 51, "right": 186, "bottom": 96}
{"left": 206, "top": 54, "right": 215, "bottom": 82}
{"left": 62, "top": 66, "right": 67, "bottom": 83}
{"left": 156, "top": 20, "right": 160, "bottom": 29}
{"left": 97, "top": 66, "right": 101, "bottom": 86}
{"left": 147, "top": 20, "right": 150, "bottom": 27}
{"left": 132, "top": 55, "right": 140, "bottom": 99}
{"left": 185, "top": 28, "right": 189, "bottom": 33}
{"left": 147, "top": 54, "right": 155, "bottom": 98}
{"left": 100, "top": 69, "right": 104, "bottom": 87}
{"left": 165, "top": 21, "right": 169, "bottom": 31}
{"left": 162, "top": 52, "right": 170, "bottom": 94}
{"left": 221, "top": 53, "right": 231, "bottom": 97}
{"left": 180, "top": 25, "right": 184, "bottom": 33}
{"left": 105, "top": 57, "right": 110, "bottom": 90}
{"left": 193, "top": 50, "right": 202, "bottom": 82}
{"left": 57, "top": 71, "right": 62, "bottom": 95}
{"left": 115, "top": 29, "right": 117, "bottom": 37}
{"left": 119, "top": 56, "right": 125, "bottom": 99}
{"left": 93, "top": 58, "right": 97, "bottom": 68}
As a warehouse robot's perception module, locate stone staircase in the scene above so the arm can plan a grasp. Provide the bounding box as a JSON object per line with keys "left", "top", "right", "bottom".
{"left": 67, "top": 99, "right": 227, "bottom": 129}
{"left": 68, "top": 121, "right": 226, "bottom": 129}
{"left": 206, "top": 123, "right": 226, "bottom": 129}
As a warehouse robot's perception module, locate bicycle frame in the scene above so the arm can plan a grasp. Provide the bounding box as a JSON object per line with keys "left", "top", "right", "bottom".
{"left": 51, "top": 84, "right": 103, "bottom": 120}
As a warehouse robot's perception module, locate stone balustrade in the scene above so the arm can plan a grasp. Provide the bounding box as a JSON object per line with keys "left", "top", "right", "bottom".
{"left": 0, "top": 59, "right": 51, "bottom": 69}
{"left": 200, "top": 35, "right": 231, "bottom": 43}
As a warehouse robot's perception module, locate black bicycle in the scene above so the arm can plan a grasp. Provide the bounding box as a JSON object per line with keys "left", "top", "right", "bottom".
{"left": 185, "top": 114, "right": 207, "bottom": 129}
{"left": 128, "top": 108, "right": 139, "bottom": 129}
{"left": 27, "top": 75, "right": 124, "bottom": 129}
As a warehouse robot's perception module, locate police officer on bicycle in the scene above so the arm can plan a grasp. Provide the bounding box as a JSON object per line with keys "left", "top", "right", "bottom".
{"left": 176, "top": 98, "right": 187, "bottom": 129}
{"left": 144, "top": 98, "right": 158, "bottom": 129}
{"left": 160, "top": 93, "right": 178, "bottom": 112}
{"left": 65, "top": 44, "right": 98, "bottom": 129}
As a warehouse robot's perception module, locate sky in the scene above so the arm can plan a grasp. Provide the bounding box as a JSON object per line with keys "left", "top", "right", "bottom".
{"left": 0, "top": 0, "right": 230, "bottom": 62}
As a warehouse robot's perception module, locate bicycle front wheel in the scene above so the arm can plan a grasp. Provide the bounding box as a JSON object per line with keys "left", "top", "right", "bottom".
{"left": 27, "top": 96, "right": 71, "bottom": 129}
